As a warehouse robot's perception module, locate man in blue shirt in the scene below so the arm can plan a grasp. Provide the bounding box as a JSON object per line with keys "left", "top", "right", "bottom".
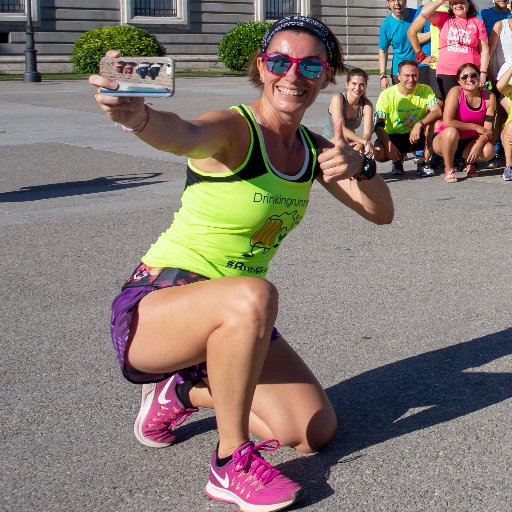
{"left": 378, "top": 0, "right": 418, "bottom": 90}
{"left": 478, "top": 0, "right": 511, "bottom": 37}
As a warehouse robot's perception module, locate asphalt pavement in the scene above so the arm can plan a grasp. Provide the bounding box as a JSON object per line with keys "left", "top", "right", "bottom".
{"left": 1, "top": 75, "right": 511, "bottom": 512}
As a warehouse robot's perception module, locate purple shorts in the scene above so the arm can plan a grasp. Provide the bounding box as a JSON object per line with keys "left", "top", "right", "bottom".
{"left": 110, "top": 263, "right": 282, "bottom": 384}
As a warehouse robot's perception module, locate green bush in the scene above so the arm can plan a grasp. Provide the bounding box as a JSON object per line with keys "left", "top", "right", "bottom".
{"left": 71, "top": 25, "right": 166, "bottom": 74}
{"left": 218, "top": 21, "right": 273, "bottom": 71}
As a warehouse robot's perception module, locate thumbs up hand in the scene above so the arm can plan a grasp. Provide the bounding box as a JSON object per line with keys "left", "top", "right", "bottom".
{"left": 317, "top": 118, "right": 365, "bottom": 183}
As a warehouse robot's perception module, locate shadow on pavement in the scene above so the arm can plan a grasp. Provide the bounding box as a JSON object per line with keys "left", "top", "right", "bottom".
{"left": 0, "top": 173, "right": 165, "bottom": 202}
{"left": 280, "top": 327, "right": 512, "bottom": 509}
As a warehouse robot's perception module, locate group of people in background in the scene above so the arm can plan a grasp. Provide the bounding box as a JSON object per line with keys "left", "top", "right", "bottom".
{"left": 324, "top": 0, "right": 512, "bottom": 183}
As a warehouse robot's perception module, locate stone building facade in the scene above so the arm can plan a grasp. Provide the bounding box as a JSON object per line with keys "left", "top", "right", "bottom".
{"left": 0, "top": 0, "right": 492, "bottom": 74}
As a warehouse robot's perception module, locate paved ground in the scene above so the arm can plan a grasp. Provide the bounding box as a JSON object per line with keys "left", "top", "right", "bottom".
{"left": 1, "top": 76, "right": 511, "bottom": 512}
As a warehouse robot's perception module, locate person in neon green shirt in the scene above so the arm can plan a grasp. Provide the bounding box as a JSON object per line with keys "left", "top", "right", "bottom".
{"left": 374, "top": 60, "right": 442, "bottom": 176}
{"left": 89, "top": 15, "right": 394, "bottom": 512}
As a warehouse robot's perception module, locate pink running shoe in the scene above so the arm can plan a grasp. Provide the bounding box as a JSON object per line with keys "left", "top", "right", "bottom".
{"left": 205, "top": 440, "right": 304, "bottom": 512}
{"left": 465, "top": 164, "right": 477, "bottom": 178}
{"left": 134, "top": 374, "right": 198, "bottom": 448}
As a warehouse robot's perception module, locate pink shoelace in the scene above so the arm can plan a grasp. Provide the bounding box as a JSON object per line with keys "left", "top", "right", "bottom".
{"left": 148, "top": 403, "right": 198, "bottom": 430}
{"left": 234, "top": 440, "right": 282, "bottom": 485}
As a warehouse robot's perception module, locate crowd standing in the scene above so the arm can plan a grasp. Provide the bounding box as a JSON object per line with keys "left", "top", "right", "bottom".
{"left": 370, "top": 0, "right": 512, "bottom": 182}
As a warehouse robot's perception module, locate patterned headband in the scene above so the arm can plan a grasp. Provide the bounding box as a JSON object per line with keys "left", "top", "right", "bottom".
{"left": 260, "top": 15, "right": 336, "bottom": 62}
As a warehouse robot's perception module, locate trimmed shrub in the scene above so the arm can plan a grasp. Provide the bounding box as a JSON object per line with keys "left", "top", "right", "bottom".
{"left": 71, "top": 25, "right": 166, "bottom": 74}
{"left": 218, "top": 21, "right": 273, "bottom": 72}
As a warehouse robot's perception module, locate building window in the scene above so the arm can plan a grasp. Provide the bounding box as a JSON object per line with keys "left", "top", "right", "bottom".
{"left": 0, "top": 0, "right": 24, "bottom": 13}
{"left": 265, "top": 0, "right": 298, "bottom": 20}
{"left": 255, "top": 0, "right": 307, "bottom": 22}
{"left": 0, "top": 0, "right": 39, "bottom": 22}
{"left": 122, "top": 0, "right": 187, "bottom": 25}
{"left": 133, "top": 0, "right": 176, "bottom": 17}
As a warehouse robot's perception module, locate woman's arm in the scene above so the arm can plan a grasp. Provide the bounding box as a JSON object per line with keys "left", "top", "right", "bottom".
{"left": 89, "top": 72, "right": 242, "bottom": 162}
{"left": 361, "top": 101, "right": 374, "bottom": 143}
{"left": 407, "top": 15, "right": 427, "bottom": 56}
{"left": 417, "top": 0, "right": 444, "bottom": 23}
{"left": 488, "top": 20, "right": 503, "bottom": 78}
{"left": 479, "top": 39, "right": 490, "bottom": 87}
{"left": 482, "top": 91, "right": 497, "bottom": 140}
{"left": 318, "top": 172, "right": 394, "bottom": 225}
{"left": 496, "top": 62, "right": 512, "bottom": 96}
{"left": 466, "top": 92, "right": 496, "bottom": 163}
{"left": 378, "top": 49, "right": 390, "bottom": 89}
{"left": 314, "top": 124, "right": 394, "bottom": 225}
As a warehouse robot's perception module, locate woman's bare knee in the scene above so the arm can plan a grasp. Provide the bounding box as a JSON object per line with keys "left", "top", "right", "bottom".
{"left": 275, "top": 408, "right": 338, "bottom": 454}
{"left": 222, "top": 278, "right": 279, "bottom": 334}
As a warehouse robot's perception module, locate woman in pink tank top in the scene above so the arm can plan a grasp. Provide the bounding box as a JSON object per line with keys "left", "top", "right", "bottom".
{"left": 433, "top": 62, "right": 496, "bottom": 182}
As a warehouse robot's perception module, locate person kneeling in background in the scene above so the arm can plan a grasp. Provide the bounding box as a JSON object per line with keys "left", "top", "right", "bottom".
{"left": 374, "top": 59, "right": 442, "bottom": 177}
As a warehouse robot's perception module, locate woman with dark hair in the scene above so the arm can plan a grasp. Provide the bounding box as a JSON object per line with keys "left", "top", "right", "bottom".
{"left": 322, "top": 68, "right": 375, "bottom": 157}
{"left": 411, "top": 0, "right": 489, "bottom": 100}
{"left": 89, "top": 15, "right": 393, "bottom": 512}
{"left": 433, "top": 62, "right": 496, "bottom": 182}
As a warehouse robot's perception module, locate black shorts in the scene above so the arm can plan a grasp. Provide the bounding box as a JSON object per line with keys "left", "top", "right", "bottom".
{"left": 419, "top": 66, "right": 443, "bottom": 100}
{"left": 436, "top": 74, "right": 459, "bottom": 101}
{"left": 385, "top": 132, "right": 426, "bottom": 156}
{"left": 111, "top": 264, "right": 282, "bottom": 384}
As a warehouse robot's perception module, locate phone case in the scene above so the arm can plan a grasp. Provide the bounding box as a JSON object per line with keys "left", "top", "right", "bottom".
{"left": 99, "top": 56, "right": 175, "bottom": 97}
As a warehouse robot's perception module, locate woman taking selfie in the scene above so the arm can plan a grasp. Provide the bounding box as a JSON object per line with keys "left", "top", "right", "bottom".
{"left": 90, "top": 16, "right": 393, "bottom": 512}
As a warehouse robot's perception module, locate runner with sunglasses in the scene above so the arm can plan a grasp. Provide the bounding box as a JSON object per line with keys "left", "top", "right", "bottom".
{"left": 433, "top": 62, "right": 496, "bottom": 182}
{"left": 89, "top": 15, "right": 393, "bottom": 511}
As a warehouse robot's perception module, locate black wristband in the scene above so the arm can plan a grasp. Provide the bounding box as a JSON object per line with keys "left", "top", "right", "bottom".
{"left": 353, "top": 155, "right": 377, "bottom": 181}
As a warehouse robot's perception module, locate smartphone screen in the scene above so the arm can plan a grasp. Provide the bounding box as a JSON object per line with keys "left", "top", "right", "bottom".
{"left": 99, "top": 56, "right": 175, "bottom": 97}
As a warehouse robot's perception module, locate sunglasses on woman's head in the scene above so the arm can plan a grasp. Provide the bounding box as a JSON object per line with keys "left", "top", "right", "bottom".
{"left": 460, "top": 72, "right": 478, "bottom": 81}
{"left": 262, "top": 53, "right": 329, "bottom": 79}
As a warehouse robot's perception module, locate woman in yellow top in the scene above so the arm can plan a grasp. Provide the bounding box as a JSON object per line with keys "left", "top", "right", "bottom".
{"left": 89, "top": 16, "right": 394, "bottom": 512}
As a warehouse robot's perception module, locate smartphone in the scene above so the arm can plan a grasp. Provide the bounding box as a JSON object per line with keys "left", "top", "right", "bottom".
{"left": 99, "top": 56, "right": 175, "bottom": 97}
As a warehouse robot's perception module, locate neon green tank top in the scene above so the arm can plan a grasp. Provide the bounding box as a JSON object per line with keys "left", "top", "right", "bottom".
{"left": 141, "top": 104, "right": 320, "bottom": 278}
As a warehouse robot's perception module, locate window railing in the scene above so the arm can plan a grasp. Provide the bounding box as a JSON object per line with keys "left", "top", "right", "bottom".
{"left": 265, "top": 0, "right": 298, "bottom": 20}
{"left": 133, "top": 0, "right": 176, "bottom": 17}
{"left": 0, "top": 0, "right": 25, "bottom": 13}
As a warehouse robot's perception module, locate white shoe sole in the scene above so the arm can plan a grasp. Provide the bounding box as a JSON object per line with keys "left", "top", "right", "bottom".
{"left": 133, "top": 382, "right": 173, "bottom": 448}
{"left": 205, "top": 482, "right": 300, "bottom": 512}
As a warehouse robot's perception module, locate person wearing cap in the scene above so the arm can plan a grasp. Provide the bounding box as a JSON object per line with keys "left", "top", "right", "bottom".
{"left": 89, "top": 15, "right": 394, "bottom": 511}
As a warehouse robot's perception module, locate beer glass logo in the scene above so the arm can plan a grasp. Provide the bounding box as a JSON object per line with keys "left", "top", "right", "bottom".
{"left": 244, "top": 211, "right": 301, "bottom": 257}
{"left": 136, "top": 62, "right": 150, "bottom": 79}
{"left": 149, "top": 63, "right": 162, "bottom": 80}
